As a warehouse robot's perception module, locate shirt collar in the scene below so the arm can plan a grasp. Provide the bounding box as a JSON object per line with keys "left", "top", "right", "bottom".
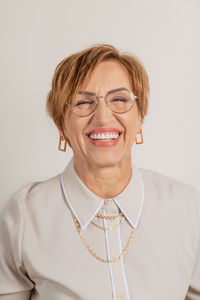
{"left": 60, "top": 157, "right": 144, "bottom": 230}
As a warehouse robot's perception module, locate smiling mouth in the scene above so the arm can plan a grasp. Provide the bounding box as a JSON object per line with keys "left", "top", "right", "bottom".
{"left": 87, "top": 132, "right": 121, "bottom": 141}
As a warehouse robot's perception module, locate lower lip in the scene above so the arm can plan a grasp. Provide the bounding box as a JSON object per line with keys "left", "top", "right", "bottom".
{"left": 86, "top": 134, "right": 121, "bottom": 147}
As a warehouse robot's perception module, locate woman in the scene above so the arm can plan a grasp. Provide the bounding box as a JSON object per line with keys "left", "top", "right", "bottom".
{"left": 0, "top": 44, "right": 199, "bottom": 300}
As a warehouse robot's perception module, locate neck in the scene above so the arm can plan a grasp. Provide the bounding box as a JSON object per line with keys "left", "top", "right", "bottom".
{"left": 73, "top": 155, "right": 132, "bottom": 199}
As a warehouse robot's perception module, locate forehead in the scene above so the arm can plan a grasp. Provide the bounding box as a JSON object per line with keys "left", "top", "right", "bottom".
{"left": 81, "top": 60, "right": 132, "bottom": 92}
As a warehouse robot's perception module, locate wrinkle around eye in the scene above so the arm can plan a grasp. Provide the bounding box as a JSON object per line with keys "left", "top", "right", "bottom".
{"left": 110, "top": 97, "right": 129, "bottom": 102}
{"left": 74, "top": 101, "right": 96, "bottom": 107}
{"left": 75, "top": 100, "right": 96, "bottom": 107}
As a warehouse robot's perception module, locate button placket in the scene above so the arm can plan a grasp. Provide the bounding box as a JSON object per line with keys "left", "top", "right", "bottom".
{"left": 103, "top": 201, "right": 128, "bottom": 300}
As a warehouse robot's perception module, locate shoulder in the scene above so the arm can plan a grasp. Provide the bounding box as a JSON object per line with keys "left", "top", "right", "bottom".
{"left": 138, "top": 167, "right": 198, "bottom": 196}
{"left": 24, "top": 174, "right": 61, "bottom": 202}
{"left": 138, "top": 167, "right": 200, "bottom": 230}
{"left": 138, "top": 167, "right": 199, "bottom": 211}
{"left": 3, "top": 174, "right": 62, "bottom": 217}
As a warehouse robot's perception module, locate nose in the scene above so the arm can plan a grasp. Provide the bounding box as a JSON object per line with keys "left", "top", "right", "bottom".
{"left": 92, "top": 96, "right": 114, "bottom": 123}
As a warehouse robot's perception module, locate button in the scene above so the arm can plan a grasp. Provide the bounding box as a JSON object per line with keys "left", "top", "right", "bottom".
{"left": 104, "top": 199, "right": 111, "bottom": 205}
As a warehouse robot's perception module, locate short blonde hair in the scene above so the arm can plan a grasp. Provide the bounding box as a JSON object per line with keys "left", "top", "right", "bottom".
{"left": 46, "top": 44, "right": 150, "bottom": 133}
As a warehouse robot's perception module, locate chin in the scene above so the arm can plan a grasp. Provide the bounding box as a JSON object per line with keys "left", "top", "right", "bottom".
{"left": 89, "top": 154, "right": 124, "bottom": 168}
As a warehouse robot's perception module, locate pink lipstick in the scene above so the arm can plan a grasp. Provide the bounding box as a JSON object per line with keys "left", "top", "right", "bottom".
{"left": 86, "top": 127, "right": 122, "bottom": 147}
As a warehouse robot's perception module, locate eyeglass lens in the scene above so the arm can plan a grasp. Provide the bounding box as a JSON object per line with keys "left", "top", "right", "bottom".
{"left": 69, "top": 90, "right": 135, "bottom": 117}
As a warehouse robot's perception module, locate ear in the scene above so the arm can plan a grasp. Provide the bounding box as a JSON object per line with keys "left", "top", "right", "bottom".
{"left": 58, "top": 129, "right": 64, "bottom": 138}
{"left": 57, "top": 122, "right": 68, "bottom": 140}
{"left": 137, "top": 115, "right": 143, "bottom": 133}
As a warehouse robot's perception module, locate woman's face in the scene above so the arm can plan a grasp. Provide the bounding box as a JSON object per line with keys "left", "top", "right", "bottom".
{"left": 62, "top": 60, "right": 142, "bottom": 168}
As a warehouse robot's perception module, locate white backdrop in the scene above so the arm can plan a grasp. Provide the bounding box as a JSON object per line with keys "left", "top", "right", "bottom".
{"left": 0, "top": 0, "right": 200, "bottom": 209}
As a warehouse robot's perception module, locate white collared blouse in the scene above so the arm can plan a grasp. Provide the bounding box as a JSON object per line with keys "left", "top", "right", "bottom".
{"left": 0, "top": 157, "right": 200, "bottom": 300}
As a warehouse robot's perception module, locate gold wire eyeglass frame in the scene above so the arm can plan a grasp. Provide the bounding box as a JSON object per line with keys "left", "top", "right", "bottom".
{"left": 65, "top": 88, "right": 138, "bottom": 117}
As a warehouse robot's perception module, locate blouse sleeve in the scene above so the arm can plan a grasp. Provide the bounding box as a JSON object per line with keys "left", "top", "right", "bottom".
{"left": 185, "top": 188, "right": 200, "bottom": 300}
{"left": 0, "top": 186, "right": 34, "bottom": 299}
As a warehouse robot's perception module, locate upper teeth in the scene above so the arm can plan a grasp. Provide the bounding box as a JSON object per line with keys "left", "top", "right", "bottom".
{"left": 89, "top": 132, "right": 120, "bottom": 140}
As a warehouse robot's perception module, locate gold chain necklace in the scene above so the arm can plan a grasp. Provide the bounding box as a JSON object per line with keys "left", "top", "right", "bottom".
{"left": 95, "top": 212, "right": 123, "bottom": 219}
{"left": 73, "top": 215, "right": 135, "bottom": 263}
{"left": 91, "top": 216, "right": 125, "bottom": 231}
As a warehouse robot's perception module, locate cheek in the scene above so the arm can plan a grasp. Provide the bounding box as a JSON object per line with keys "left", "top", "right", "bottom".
{"left": 63, "top": 114, "right": 87, "bottom": 143}
{"left": 122, "top": 111, "right": 139, "bottom": 133}
{"left": 123, "top": 118, "right": 140, "bottom": 146}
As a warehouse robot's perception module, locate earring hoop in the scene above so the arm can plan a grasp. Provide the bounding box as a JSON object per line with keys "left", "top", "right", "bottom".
{"left": 58, "top": 136, "right": 67, "bottom": 152}
{"left": 136, "top": 129, "right": 143, "bottom": 144}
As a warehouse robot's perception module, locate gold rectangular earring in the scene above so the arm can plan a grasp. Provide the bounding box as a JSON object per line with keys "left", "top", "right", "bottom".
{"left": 136, "top": 129, "right": 143, "bottom": 144}
{"left": 58, "top": 136, "right": 67, "bottom": 152}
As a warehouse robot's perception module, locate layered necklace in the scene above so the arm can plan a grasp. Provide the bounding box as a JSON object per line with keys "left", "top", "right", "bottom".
{"left": 73, "top": 210, "right": 135, "bottom": 263}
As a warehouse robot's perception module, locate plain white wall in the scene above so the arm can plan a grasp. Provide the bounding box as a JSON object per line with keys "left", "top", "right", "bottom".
{"left": 0, "top": 0, "right": 200, "bottom": 209}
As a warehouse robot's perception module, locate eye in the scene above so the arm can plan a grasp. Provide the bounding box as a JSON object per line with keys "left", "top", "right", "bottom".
{"left": 74, "top": 99, "right": 96, "bottom": 108}
{"left": 111, "top": 97, "right": 128, "bottom": 102}
{"left": 76, "top": 100, "right": 92, "bottom": 106}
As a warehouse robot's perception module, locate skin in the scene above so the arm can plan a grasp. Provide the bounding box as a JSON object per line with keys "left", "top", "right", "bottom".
{"left": 60, "top": 60, "right": 142, "bottom": 199}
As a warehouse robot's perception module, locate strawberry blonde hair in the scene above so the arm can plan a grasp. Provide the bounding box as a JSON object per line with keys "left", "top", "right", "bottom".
{"left": 46, "top": 44, "right": 150, "bottom": 134}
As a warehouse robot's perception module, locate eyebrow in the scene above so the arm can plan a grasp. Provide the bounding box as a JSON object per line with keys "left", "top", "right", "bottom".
{"left": 78, "top": 87, "right": 128, "bottom": 96}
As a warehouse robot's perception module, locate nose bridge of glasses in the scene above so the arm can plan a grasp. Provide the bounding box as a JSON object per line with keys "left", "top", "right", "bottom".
{"left": 92, "top": 96, "right": 114, "bottom": 121}
{"left": 95, "top": 95, "right": 110, "bottom": 109}
{"left": 96, "top": 96, "right": 108, "bottom": 105}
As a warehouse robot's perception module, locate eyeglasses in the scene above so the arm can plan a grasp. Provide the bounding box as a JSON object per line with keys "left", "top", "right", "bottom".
{"left": 65, "top": 87, "right": 138, "bottom": 117}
